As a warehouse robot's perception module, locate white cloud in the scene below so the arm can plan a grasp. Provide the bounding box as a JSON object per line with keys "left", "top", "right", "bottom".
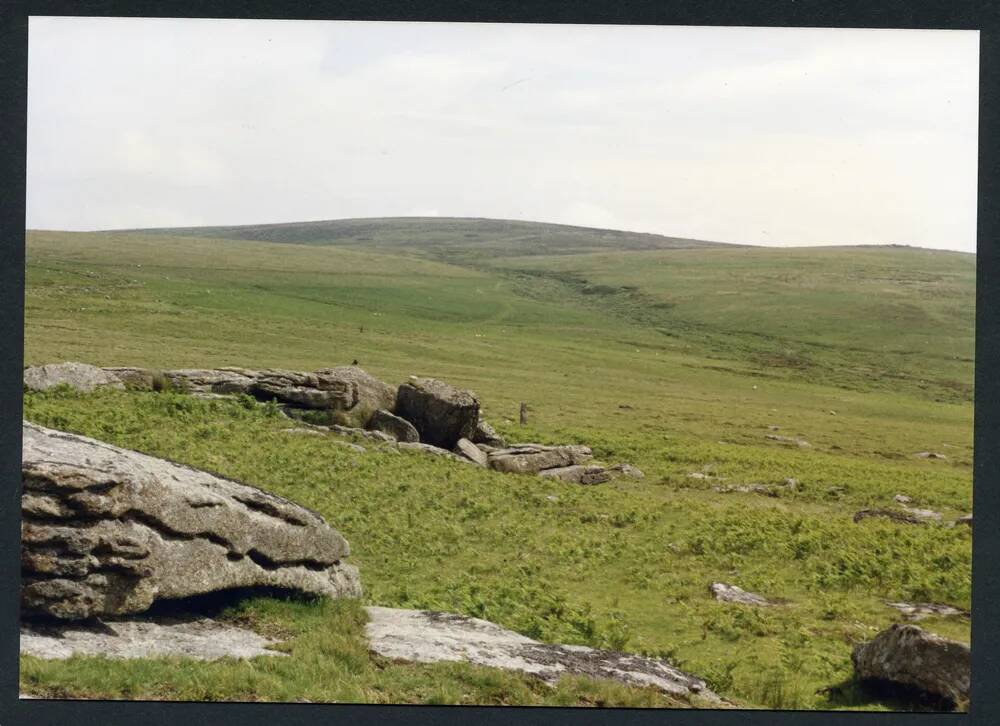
{"left": 26, "top": 18, "right": 979, "bottom": 251}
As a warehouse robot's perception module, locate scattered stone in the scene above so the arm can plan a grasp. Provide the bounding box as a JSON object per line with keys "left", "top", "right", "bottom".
{"left": 545, "top": 495, "right": 559, "bottom": 502}
{"left": 765, "top": 434, "right": 811, "bottom": 448}
{"left": 709, "top": 583, "right": 773, "bottom": 606}
{"left": 956, "top": 514, "right": 972, "bottom": 527}
{"left": 21, "top": 421, "right": 361, "bottom": 620}
{"left": 687, "top": 472, "right": 713, "bottom": 480}
{"left": 766, "top": 425, "right": 780, "bottom": 431}
{"left": 853, "top": 508, "right": 928, "bottom": 526}
{"left": 712, "top": 484, "right": 778, "bottom": 497}
{"left": 915, "top": 452, "right": 948, "bottom": 460}
{"left": 20, "top": 616, "right": 287, "bottom": 661}
{"left": 609, "top": 463, "right": 645, "bottom": 479}
{"left": 783, "top": 477, "right": 799, "bottom": 490}
{"left": 366, "top": 409, "right": 420, "bottom": 443}
{"left": 539, "top": 465, "right": 611, "bottom": 485}
{"left": 364, "top": 606, "right": 721, "bottom": 703}
{"left": 395, "top": 377, "right": 480, "bottom": 449}
{"left": 454, "top": 438, "right": 488, "bottom": 467}
{"left": 852, "top": 624, "right": 969, "bottom": 707}
{"left": 893, "top": 494, "right": 912, "bottom": 505}
{"left": 24, "top": 362, "right": 125, "bottom": 393}
{"left": 899, "top": 505, "right": 943, "bottom": 522}
{"left": 885, "top": 602, "right": 969, "bottom": 622}
{"left": 488, "top": 444, "right": 593, "bottom": 475}
{"left": 471, "top": 418, "right": 506, "bottom": 448}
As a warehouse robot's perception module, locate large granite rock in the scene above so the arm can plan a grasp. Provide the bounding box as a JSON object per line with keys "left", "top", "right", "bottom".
{"left": 487, "top": 444, "right": 593, "bottom": 475}
{"left": 471, "top": 418, "right": 506, "bottom": 448}
{"left": 21, "top": 422, "right": 361, "bottom": 620}
{"left": 366, "top": 409, "right": 419, "bottom": 443}
{"left": 250, "top": 367, "right": 394, "bottom": 426}
{"left": 852, "top": 624, "right": 970, "bottom": 706}
{"left": 395, "top": 377, "right": 480, "bottom": 449}
{"left": 24, "top": 363, "right": 125, "bottom": 393}
{"left": 365, "top": 606, "right": 721, "bottom": 703}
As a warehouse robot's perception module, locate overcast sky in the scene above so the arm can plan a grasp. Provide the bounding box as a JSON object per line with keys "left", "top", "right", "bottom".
{"left": 27, "top": 18, "right": 979, "bottom": 251}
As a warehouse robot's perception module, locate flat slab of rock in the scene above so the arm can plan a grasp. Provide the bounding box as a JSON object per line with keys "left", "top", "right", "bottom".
{"left": 852, "top": 624, "right": 969, "bottom": 706}
{"left": 20, "top": 616, "right": 286, "bottom": 661}
{"left": 956, "top": 514, "right": 972, "bottom": 526}
{"left": 885, "top": 602, "right": 969, "bottom": 621}
{"left": 24, "top": 362, "right": 125, "bottom": 393}
{"left": 364, "top": 606, "right": 719, "bottom": 702}
{"left": 539, "top": 465, "right": 610, "bottom": 485}
{"left": 395, "top": 377, "right": 480, "bottom": 449}
{"left": 609, "top": 463, "right": 644, "bottom": 479}
{"left": 398, "top": 441, "right": 476, "bottom": 463}
{"left": 164, "top": 368, "right": 257, "bottom": 394}
{"left": 21, "top": 422, "right": 361, "bottom": 619}
{"left": 454, "top": 438, "right": 488, "bottom": 467}
{"left": 764, "top": 434, "right": 811, "bottom": 448}
{"left": 709, "top": 583, "right": 774, "bottom": 606}
{"left": 853, "top": 508, "right": 930, "bottom": 525}
{"left": 366, "top": 409, "right": 420, "bottom": 443}
{"left": 488, "top": 444, "right": 593, "bottom": 475}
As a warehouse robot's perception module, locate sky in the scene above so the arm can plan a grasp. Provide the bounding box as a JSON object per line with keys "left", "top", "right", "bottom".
{"left": 27, "top": 18, "right": 980, "bottom": 251}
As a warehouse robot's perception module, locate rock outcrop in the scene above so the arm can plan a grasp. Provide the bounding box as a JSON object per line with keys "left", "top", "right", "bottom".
{"left": 366, "top": 409, "right": 420, "bottom": 443}
{"left": 885, "top": 601, "right": 969, "bottom": 621}
{"left": 487, "top": 444, "right": 593, "bottom": 474}
{"left": 471, "top": 418, "right": 506, "bottom": 448}
{"left": 251, "top": 367, "right": 395, "bottom": 426}
{"left": 20, "top": 616, "right": 287, "bottom": 661}
{"left": 21, "top": 422, "right": 361, "bottom": 620}
{"left": 24, "top": 362, "right": 125, "bottom": 393}
{"left": 852, "top": 624, "right": 970, "bottom": 706}
{"left": 853, "top": 509, "right": 929, "bottom": 526}
{"left": 395, "top": 377, "right": 480, "bottom": 449}
{"left": 365, "top": 606, "right": 721, "bottom": 703}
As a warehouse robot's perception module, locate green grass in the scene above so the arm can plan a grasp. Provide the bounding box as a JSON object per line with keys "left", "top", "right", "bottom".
{"left": 20, "top": 223, "right": 974, "bottom": 709}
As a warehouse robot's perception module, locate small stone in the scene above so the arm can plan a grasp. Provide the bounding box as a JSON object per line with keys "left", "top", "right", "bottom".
{"left": 709, "top": 583, "right": 773, "bottom": 606}
{"left": 539, "top": 465, "right": 610, "bottom": 485}
{"left": 915, "top": 451, "right": 948, "bottom": 460}
{"left": 893, "top": 494, "right": 912, "bottom": 504}
{"left": 609, "top": 463, "right": 644, "bottom": 479}
{"left": 366, "top": 409, "right": 419, "bottom": 443}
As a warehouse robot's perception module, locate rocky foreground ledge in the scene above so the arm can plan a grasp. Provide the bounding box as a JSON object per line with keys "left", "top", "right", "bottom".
{"left": 21, "top": 421, "right": 361, "bottom": 620}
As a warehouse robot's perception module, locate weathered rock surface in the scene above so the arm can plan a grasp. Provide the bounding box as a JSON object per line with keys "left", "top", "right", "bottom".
{"left": 852, "top": 624, "right": 970, "bottom": 706}
{"left": 251, "top": 367, "right": 395, "bottom": 426}
{"left": 487, "top": 444, "right": 593, "bottom": 475}
{"left": 395, "top": 377, "right": 480, "bottom": 449}
{"left": 899, "top": 505, "right": 943, "bottom": 522}
{"left": 24, "top": 362, "right": 125, "bottom": 393}
{"left": 915, "top": 451, "right": 948, "bottom": 460}
{"left": 454, "top": 438, "right": 488, "bottom": 467}
{"left": 709, "top": 583, "right": 773, "bottom": 606}
{"left": 609, "top": 463, "right": 645, "bottom": 479}
{"left": 885, "top": 601, "right": 969, "bottom": 621}
{"left": 328, "top": 424, "right": 397, "bottom": 444}
{"left": 21, "top": 422, "right": 361, "bottom": 619}
{"left": 366, "top": 409, "right": 420, "bottom": 443}
{"left": 365, "top": 606, "right": 720, "bottom": 703}
{"left": 20, "top": 616, "right": 287, "bottom": 661}
{"left": 539, "top": 465, "right": 611, "bottom": 485}
{"left": 102, "top": 366, "right": 160, "bottom": 390}
{"left": 164, "top": 368, "right": 258, "bottom": 394}
{"left": 853, "top": 508, "right": 929, "bottom": 525}
{"left": 471, "top": 418, "right": 506, "bottom": 448}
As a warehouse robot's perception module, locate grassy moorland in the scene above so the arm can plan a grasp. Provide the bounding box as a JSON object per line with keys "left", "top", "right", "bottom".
{"left": 19, "top": 222, "right": 974, "bottom": 709}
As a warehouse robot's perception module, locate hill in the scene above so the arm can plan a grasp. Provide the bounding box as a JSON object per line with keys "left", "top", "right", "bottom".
{"left": 20, "top": 226, "right": 973, "bottom": 709}
{"left": 108, "top": 216, "right": 732, "bottom": 260}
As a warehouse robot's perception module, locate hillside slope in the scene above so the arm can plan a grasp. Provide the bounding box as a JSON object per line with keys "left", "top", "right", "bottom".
{"left": 109, "top": 216, "right": 732, "bottom": 259}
